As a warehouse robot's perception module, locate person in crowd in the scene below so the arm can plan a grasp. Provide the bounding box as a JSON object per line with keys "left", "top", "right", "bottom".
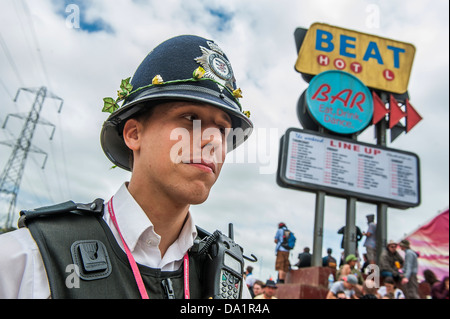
{"left": 360, "top": 253, "right": 369, "bottom": 274}
{"left": 431, "top": 276, "right": 449, "bottom": 299}
{"left": 362, "top": 214, "right": 377, "bottom": 264}
{"left": 379, "top": 240, "right": 403, "bottom": 282}
{"left": 337, "top": 254, "right": 364, "bottom": 286}
{"left": 245, "top": 265, "right": 256, "bottom": 297}
{"left": 360, "top": 278, "right": 379, "bottom": 299}
{"left": 322, "top": 248, "right": 337, "bottom": 269}
{"left": 376, "top": 276, "right": 405, "bottom": 299}
{"left": 274, "top": 222, "right": 290, "bottom": 283}
{"left": 254, "top": 280, "right": 278, "bottom": 299}
{"left": 295, "top": 247, "right": 312, "bottom": 268}
{"left": 399, "top": 239, "right": 420, "bottom": 299}
{"left": 326, "top": 274, "right": 360, "bottom": 299}
{"left": 252, "top": 280, "right": 265, "bottom": 298}
{"left": 423, "top": 269, "right": 439, "bottom": 287}
{"left": 422, "top": 269, "right": 439, "bottom": 298}
{"left": 337, "top": 225, "right": 363, "bottom": 267}
{"left": 0, "top": 35, "right": 253, "bottom": 299}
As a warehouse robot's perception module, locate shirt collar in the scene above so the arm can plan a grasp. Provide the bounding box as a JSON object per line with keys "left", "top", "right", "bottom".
{"left": 107, "top": 183, "right": 198, "bottom": 254}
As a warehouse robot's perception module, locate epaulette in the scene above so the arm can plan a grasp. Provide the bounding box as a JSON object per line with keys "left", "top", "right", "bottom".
{"left": 18, "top": 198, "right": 104, "bottom": 228}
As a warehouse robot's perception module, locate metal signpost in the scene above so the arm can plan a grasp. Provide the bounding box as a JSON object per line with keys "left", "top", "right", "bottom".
{"left": 278, "top": 23, "right": 422, "bottom": 266}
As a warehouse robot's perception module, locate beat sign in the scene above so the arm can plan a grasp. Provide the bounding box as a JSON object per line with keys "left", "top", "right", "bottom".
{"left": 295, "top": 23, "right": 416, "bottom": 94}
{"left": 316, "top": 30, "right": 404, "bottom": 82}
{"left": 315, "top": 30, "right": 406, "bottom": 69}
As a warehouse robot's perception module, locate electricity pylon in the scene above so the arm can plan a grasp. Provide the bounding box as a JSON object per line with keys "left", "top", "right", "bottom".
{"left": 0, "top": 86, "right": 63, "bottom": 229}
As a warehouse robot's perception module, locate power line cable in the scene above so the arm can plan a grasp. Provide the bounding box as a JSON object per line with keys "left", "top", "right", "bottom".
{"left": 0, "top": 32, "right": 25, "bottom": 87}
{"left": 12, "top": 0, "right": 42, "bottom": 76}
{"left": 20, "top": 0, "right": 53, "bottom": 90}
{"left": 0, "top": 78, "right": 14, "bottom": 101}
{"left": 56, "top": 114, "right": 72, "bottom": 199}
{"left": 17, "top": 0, "right": 70, "bottom": 200}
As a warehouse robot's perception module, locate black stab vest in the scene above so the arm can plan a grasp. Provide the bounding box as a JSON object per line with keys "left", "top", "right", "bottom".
{"left": 20, "top": 202, "right": 203, "bottom": 299}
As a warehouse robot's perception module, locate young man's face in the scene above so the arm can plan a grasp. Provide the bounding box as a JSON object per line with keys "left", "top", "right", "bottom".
{"left": 343, "top": 281, "right": 355, "bottom": 290}
{"left": 385, "top": 282, "right": 395, "bottom": 293}
{"left": 125, "top": 101, "right": 232, "bottom": 205}
{"left": 252, "top": 284, "right": 263, "bottom": 296}
{"left": 263, "top": 286, "right": 277, "bottom": 298}
{"left": 387, "top": 244, "right": 397, "bottom": 253}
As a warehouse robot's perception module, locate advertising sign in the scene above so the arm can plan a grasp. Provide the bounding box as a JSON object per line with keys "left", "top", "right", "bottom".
{"left": 295, "top": 23, "right": 416, "bottom": 94}
{"left": 306, "top": 70, "right": 373, "bottom": 134}
{"left": 277, "top": 128, "right": 421, "bottom": 208}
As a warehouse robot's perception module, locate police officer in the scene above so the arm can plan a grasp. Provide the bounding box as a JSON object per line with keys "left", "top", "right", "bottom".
{"left": 0, "top": 35, "right": 253, "bottom": 299}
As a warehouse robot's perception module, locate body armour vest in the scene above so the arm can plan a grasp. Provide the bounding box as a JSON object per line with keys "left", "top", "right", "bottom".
{"left": 18, "top": 199, "right": 203, "bottom": 299}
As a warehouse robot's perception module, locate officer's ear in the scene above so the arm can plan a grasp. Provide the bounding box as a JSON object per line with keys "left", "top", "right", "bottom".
{"left": 123, "top": 118, "right": 142, "bottom": 152}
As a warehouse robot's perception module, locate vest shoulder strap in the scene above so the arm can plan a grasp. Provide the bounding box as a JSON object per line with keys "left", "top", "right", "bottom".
{"left": 18, "top": 198, "right": 104, "bottom": 228}
{"left": 19, "top": 199, "right": 203, "bottom": 299}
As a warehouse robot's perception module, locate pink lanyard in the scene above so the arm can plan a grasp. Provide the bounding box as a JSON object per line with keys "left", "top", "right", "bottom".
{"left": 107, "top": 197, "right": 190, "bottom": 299}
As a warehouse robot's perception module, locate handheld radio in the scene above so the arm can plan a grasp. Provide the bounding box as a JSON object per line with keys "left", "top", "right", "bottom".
{"left": 193, "top": 223, "right": 255, "bottom": 299}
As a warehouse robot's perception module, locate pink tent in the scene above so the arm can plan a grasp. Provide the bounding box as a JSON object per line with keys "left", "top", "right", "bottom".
{"left": 403, "top": 208, "right": 449, "bottom": 282}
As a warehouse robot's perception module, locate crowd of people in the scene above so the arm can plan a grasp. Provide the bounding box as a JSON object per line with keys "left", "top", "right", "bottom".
{"left": 244, "top": 266, "right": 279, "bottom": 299}
{"left": 242, "top": 220, "right": 449, "bottom": 299}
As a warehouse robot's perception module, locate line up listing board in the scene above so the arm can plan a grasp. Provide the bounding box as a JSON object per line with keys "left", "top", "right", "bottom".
{"left": 277, "top": 128, "right": 421, "bottom": 209}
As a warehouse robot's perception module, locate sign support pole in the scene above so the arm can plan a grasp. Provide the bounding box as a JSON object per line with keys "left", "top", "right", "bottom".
{"left": 312, "top": 190, "right": 325, "bottom": 266}
{"left": 344, "top": 133, "right": 358, "bottom": 259}
{"left": 344, "top": 197, "right": 357, "bottom": 258}
{"left": 312, "top": 127, "right": 326, "bottom": 267}
{"left": 375, "top": 92, "right": 389, "bottom": 264}
{"left": 376, "top": 204, "right": 388, "bottom": 264}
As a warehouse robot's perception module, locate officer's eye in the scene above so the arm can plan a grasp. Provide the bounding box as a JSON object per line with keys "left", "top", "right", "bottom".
{"left": 183, "top": 114, "right": 199, "bottom": 121}
{"left": 218, "top": 126, "right": 226, "bottom": 136}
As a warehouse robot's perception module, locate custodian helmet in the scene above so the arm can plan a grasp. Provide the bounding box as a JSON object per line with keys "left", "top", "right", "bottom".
{"left": 100, "top": 35, "right": 253, "bottom": 171}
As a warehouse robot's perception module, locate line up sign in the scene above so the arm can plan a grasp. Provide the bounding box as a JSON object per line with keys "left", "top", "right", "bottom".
{"left": 277, "top": 128, "right": 421, "bottom": 209}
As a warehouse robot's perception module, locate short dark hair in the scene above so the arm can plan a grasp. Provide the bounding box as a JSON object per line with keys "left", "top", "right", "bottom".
{"left": 383, "top": 276, "right": 395, "bottom": 285}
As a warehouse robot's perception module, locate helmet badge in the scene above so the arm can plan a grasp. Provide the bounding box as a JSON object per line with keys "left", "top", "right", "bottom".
{"left": 195, "top": 41, "right": 236, "bottom": 92}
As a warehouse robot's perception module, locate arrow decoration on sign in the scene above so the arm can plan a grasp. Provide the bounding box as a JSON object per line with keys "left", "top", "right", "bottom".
{"left": 371, "top": 92, "right": 423, "bottom": 142}
{"left": 372, "top": 91, "right": 389, "bottom": 125}
{"left": 405, "top": 99, "right": 423, "bottom": 132}
{"left": 391, "top": 123, "right": 406, "bottom": 143}
{"left": 388, "top": 94, "right": 423, "bottom": 132}
{"left": 389, "top": 94, "right": 406, "bottom": 129}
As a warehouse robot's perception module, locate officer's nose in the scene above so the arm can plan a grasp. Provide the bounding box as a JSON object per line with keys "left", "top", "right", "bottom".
{"left": 202, "top": 126, "right": 223, "bottom": 145}
{"left": 201, "top": 126, "right": 226, "bottom": 161}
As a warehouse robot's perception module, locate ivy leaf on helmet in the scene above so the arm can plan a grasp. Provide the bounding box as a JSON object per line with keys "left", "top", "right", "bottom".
{"left": 121, "top": 77, "right": 132, "bottom": 91}
{"left": 117, "top": 77, "right": 133, "bottom": 100}
{"left": 102, "top": 97, "right": 119, "bottom": 114}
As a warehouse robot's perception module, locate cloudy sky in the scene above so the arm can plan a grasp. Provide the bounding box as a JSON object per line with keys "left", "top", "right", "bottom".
{"left": 0, "top": 0, "right": 448, "bottom": 281}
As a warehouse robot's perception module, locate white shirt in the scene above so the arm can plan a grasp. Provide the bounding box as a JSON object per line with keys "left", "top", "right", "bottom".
{"left": 245, "top": 273, "right": 256, "bottom": 288}
{"left": 0, "top": 183, "right": 198, "bottom": 299}
{"left": 377, "top": 286, "right": 405, "bottom": 299}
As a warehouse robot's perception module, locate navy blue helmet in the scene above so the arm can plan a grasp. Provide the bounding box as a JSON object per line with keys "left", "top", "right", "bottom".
{"left": 101, "top": 35, "right": 253, "bottom": 171}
